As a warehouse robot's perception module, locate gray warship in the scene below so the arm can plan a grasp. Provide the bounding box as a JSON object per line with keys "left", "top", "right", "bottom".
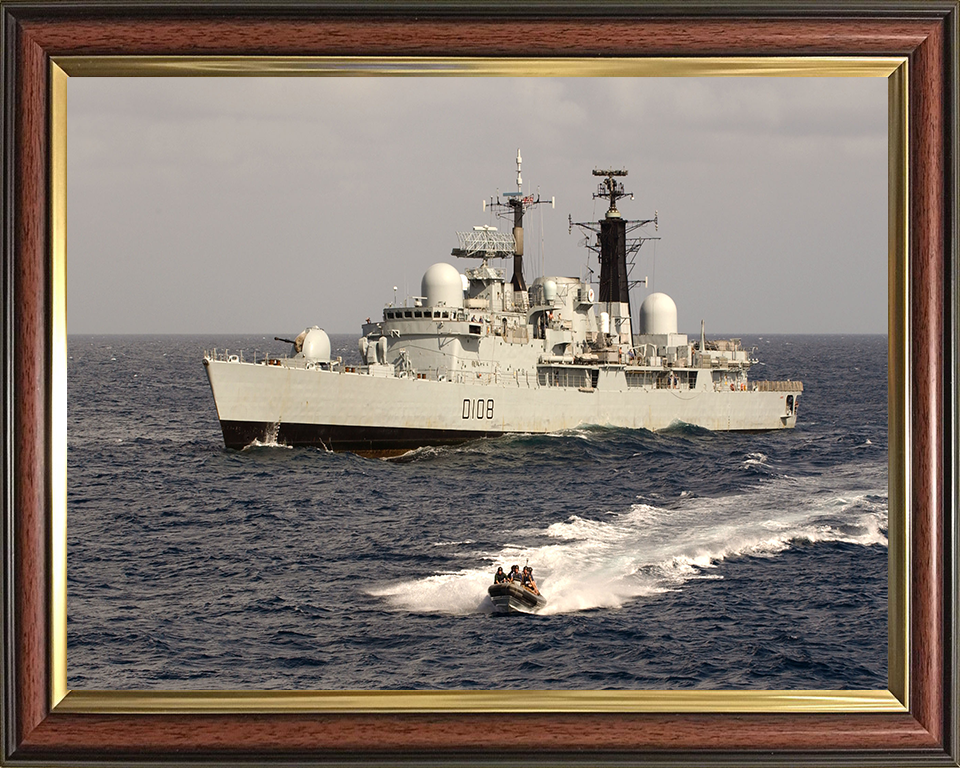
{"left": 204, "top": 153, "right": 802, "bottom": 457}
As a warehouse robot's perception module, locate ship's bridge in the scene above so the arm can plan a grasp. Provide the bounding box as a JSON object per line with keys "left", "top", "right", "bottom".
{"left": 527, "top": 275, "right": 599, "bottom": 358}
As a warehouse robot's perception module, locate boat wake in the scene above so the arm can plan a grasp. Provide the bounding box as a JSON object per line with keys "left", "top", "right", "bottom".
{"left": 369, "top": 470, "right": 887, "bottom": 616}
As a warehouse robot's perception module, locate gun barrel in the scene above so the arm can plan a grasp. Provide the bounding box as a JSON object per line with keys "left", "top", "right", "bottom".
{"left": 274, "top": 336, "right": 297, "bottom": 345}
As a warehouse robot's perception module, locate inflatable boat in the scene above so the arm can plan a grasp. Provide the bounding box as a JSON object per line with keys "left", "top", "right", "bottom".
{"left": 488, "top": 581, "right": 547, "bottom": 614}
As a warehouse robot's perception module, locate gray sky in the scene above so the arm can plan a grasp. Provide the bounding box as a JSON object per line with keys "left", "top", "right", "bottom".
{"left": 67, "top": 76, "right": 887, "bottom": 335}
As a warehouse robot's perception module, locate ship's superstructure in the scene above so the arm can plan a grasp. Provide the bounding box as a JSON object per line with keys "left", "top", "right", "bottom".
{"left": 204, "top": 154, "right": 802, "bottom": 456}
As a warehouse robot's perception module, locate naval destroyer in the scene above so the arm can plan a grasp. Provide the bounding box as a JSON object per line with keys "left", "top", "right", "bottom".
{"left": 204, "top": 154, "right": 802, "bottom": 456}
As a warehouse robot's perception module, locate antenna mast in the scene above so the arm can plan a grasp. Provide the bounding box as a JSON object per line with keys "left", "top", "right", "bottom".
{"left": 483, "top": 149, "right": 554, "bottom": 293}
{"left": 569, "top": 167, "right": 659, "bottom": 346}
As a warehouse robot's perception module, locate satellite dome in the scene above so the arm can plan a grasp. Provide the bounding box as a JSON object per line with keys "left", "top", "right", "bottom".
{"left": 638, "top": 293, "right": 678, "bottom": 335}
{"left": 421, "top": 263, "right": 464, "bottom": 309}
{"left": 301, "top": 327, "right": 331, "bottom": 362}
{"left": 543, "top": 280, "right": 558, "bottom": 305}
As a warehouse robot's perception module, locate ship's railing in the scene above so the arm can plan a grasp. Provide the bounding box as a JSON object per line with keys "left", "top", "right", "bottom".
{"left": 755, "top": 380, "right": 804, "bottom": 392}
{"left": 438, "top": 369, "right": 536, "bottom": 387}
{"left": 204, "top": 348, "right": 344, "bottom": 370}
{"left": 204, "top": 348, "right": 249, "bottom": 364}
{"left": 624, "top": 370, "right": 696, "bottom": 390}
{"left": 204, "top": 348, "right": 290, "bottom": 365}
{"left": 538, "top": 367, "right": 593, "bottom": 388}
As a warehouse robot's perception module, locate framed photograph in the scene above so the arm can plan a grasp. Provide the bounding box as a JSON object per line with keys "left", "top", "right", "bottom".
{"left": 2, "top": 3, "right": 957, "bottom": 766}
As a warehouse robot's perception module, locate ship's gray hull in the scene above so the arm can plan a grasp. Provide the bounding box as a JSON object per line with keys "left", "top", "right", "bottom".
{"left": 205, "top": 357, "right": 798, "bottom": 455}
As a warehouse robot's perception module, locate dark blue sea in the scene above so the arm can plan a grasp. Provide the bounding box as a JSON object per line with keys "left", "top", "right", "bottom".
{"left": 67, "top": 334, "right": 887, "bottom": 690}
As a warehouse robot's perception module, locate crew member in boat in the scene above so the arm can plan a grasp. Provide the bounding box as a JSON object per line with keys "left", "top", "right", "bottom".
{"left": 506, "top": 564, "right": 522, "bottom": 583}
{"left": 521, "top": 566, "right": 541, "bottom": 596}
{"left": 493, "top": 567, "right": 507, "bottom": 584}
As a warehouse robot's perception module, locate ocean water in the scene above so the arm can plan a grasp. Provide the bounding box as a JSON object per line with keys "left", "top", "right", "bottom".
{"left": 67, "top": 334, "right": 888, "bottom": 690}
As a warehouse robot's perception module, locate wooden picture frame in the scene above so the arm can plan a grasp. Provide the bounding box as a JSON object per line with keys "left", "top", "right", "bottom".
{"left": 2, "top": 3, "right": 957, "bottom": 765}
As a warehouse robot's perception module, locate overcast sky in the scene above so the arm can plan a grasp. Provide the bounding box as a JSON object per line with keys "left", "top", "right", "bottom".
{"left": 67, "top": 76, "right": 887, "bottom": 335}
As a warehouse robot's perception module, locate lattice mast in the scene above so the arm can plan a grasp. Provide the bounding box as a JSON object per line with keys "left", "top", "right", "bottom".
{"left": 481, "top": 149, "right": 554, "bottom": 292}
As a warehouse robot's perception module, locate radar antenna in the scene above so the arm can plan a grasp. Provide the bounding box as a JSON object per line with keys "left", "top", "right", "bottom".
{"left": 592, "top": 168, "right": 631, "bottom": 218}
{"left": 480, "top": 149, "right": 554, "bottom": 293}
{"left": 452, "top": 225, "right": 516, "bottom": 261}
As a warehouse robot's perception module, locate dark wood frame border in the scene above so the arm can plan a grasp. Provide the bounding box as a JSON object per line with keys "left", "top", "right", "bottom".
{"left": 2, "top": 3, "right": 957, "bottom": 765}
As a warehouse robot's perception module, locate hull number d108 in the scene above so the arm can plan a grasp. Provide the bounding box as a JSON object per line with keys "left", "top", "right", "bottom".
{"left": 463, "top": 399, "right": 495, "bottom": 420}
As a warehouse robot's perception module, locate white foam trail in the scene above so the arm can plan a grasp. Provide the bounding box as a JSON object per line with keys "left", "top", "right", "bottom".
{"left": 371, "top": 571, "right": 496, "bottom": 615}
{"left": 370, "top": 468, "right": 888, "bottom": 616}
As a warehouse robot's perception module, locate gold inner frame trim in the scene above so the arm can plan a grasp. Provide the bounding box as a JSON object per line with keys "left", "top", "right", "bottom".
{"left": 57, "top": 689, "right": 904, "bottom": 715}
{"left": 53, "top": 56, "right": 904, "bottom": 78}
{"left": 50, "top": 56, "right": 909, "bottom": 715}
{"left": 50, "top": 61, "right": 69, "bottom": 708}
{"left": 886, "top": 63, "right": 910, "bottom": 709}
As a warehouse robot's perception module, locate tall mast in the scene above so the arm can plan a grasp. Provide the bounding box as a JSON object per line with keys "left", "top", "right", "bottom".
{"left": 593, "top": 169, "right": 632, "bottom": 308}
{"left": 569, "top": 166, "right": 659, "bottom": 346}
{"left": 483, "top": 149, "right": 553, "bottom": 293}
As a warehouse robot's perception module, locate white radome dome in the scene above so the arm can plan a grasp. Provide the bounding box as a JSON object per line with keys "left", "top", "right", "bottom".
{"left": 421, "top": 263, "right": 465, "bottom": 309}
{"left": 301, "top": 327, "right": 331, "bottom": 362}
{"left": 543, "top": 280, "right": 558, "bottom": 305}
{"left": 639, "top": 293, "right": 678, "bottom": 335}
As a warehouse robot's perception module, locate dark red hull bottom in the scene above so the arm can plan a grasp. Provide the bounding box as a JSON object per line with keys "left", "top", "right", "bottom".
{"left": 219, "top": 419, "right": 504, "bottom": 457}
